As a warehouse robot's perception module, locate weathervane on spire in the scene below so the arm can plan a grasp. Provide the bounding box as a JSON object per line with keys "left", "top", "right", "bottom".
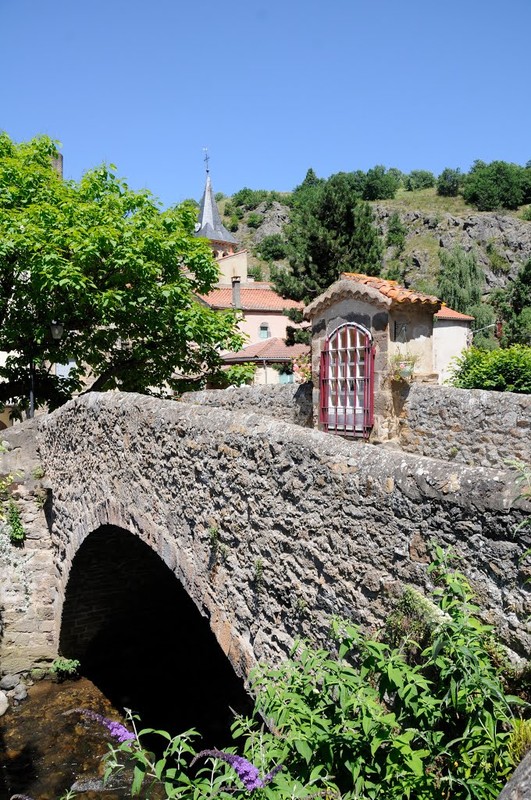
{"left": 203, "top": 147, "right": 210, "bottom": 174}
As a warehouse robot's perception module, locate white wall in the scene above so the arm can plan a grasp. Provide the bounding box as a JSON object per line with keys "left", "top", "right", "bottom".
{"left": 433, "top": 320, "right": 471, "bottom": 384}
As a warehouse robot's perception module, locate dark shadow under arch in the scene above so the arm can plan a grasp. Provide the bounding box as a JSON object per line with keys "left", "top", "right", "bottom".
{"left": 60, "top": 525, "right": 252, "bottom": 744}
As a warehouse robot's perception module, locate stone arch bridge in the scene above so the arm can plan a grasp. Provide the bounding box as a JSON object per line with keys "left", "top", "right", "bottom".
{"left": 0, "top": 391, "right": 530, "bottom": 680}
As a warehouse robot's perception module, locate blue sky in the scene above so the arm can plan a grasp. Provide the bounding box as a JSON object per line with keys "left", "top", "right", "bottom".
{"left": 2, "top": 0, "right": 530, "bottom": 208}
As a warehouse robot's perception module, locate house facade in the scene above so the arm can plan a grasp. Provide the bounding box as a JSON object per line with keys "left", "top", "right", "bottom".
{"left": 304, "top": 273, "right": 473, "bottom": 441}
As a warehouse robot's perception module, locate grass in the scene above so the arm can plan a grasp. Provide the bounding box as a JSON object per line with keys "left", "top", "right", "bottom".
{"left": 371, "top": 186, "right": 529, "bottom": 219}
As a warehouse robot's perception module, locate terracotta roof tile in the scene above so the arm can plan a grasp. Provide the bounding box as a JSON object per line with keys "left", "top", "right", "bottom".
{"left": 341, "top": 272, "right": 441, "bottom": 306}
{"left": 199, "top": 282, "right": 304, "bottom": 312}
{"left": 222, "top": 338, "right": 310, "bottom": 362}
{"left": 435, "top": 305, "right": 475, "bottom": 321}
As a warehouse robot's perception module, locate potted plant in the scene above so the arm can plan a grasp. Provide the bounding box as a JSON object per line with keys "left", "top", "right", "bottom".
{"left": 389, "top": 351, "right": 419, "bottom": 381}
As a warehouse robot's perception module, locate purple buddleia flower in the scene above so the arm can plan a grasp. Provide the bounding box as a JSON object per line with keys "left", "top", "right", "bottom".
{"left": 75, "top": 708, "right": 135, "bottom": 743}
{"left": 191, "top": 748, "right": 282, "bottom": 791}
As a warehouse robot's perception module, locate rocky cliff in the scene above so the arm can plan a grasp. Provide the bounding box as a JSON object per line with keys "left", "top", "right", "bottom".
{"left": 237, "top": 198, "right": 531, "bottom": 294}
{"left": 374, "top": 205, "right": 531, "bottom": 292}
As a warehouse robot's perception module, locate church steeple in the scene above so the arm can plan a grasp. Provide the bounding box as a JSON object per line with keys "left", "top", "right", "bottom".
{"left": 194, "top": 152, "right": 238, "bottom": 254}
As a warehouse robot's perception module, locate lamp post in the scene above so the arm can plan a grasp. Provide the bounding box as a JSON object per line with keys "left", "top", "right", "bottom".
{"left": 28, "top": 321, "right": 64, "bottom": 419}
{"left": 28, "top": 357, "right": 35, "bottom": 420}
{"left": 50, "top": 321, "right": 64, "bottom": 342}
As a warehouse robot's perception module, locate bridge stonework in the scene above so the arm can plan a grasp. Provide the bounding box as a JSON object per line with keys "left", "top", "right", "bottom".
{"left": 1, "top": 391, "right": 530, "bottom": 677}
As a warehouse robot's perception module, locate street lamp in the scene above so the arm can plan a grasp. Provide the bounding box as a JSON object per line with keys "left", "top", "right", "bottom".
{"left": 50, "top": 321, "right": 64, "bottom": 342}
{"left": 28, "top": 321, "right": 64, "bottom": 419}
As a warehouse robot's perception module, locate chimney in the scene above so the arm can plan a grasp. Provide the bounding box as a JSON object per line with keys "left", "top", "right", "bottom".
{"left": 232, "top": 275, "right": 241, "bottom": 309}
{"left": 51, "top": 152, "right": 63, "bottom": 178}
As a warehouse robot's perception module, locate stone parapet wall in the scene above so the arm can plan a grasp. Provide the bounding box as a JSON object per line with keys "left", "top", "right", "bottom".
{"left": 396, "top": 384, "right": 531, "bottom": 469}
{"left": 180, "top": 383, "right": 313, "bottom": 427}
{"left": 26, "top": 392, "right": 531, "bottom": 682}
{"left": 0, "top": 423, "right": 57, "bottom": 673}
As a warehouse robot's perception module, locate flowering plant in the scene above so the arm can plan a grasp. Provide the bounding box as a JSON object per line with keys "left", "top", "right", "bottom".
{"left": 389, "top": 351, "right": 419, "bottom": 381}
{"left": 292, "top": 353, "right": 312, "bottom": 383}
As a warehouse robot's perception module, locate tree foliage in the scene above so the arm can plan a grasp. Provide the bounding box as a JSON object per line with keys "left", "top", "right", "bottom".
{"left": 450, "top": 345, "right": 531, "bottom": 393}
{"left": 363, "top": 164, "right": 401, "bottom": 200}
{"left": 437, "top": 246, "right": 484, "bottom": 313}
{"left": 272, "top": 171, "right": 383, "bottom": 302}
{"left": 256, "top": 234, "right": 288, "bottom": 262}
{"left": 462, "top": 160, "right": 527, "bottom": 211}
{"left": 405, "top": 170, "right": 436, "bottom": 191}
{"left": 491, "top": 260, "right": 531, "bottom": 346}
{"left": 231, "top": 187, "right": 270, "bottom": 211}
{"left": 385, "top": 211, "right": 407, "bottom": 254}
{"left": 0, "top": 133, "right": 243, "bottom": 412}
{"left": 437, "top": 167, "right": 462, "bottom": 197}
{"left": 437, "top": 246, "right": 497, "bottom": 346}
{"left": 104, "top": 552, "right": 527, "bottom": 800}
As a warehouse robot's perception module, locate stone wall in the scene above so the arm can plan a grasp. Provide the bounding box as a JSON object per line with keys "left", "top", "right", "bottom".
{"left": 396, "top": 384, "right": 531, "bottom": 469}
{"left": 0, "top": 423, "right": 57, "bottom": 672}
{"left": 16, "top": 392, "right": 529, "bottom": 684}
{"left": 180, "top": 383, "right": 313, "bottom": 427}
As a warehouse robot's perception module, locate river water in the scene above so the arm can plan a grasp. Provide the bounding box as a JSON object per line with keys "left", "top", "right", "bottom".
{"left": 0, "top": 676, "right": 138, "bottom": 800}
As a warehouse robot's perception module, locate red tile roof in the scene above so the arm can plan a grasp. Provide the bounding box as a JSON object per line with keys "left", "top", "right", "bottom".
{"left": 341, "top": 273, "right": 441, "bottom": 306}
{"left": 199, "top": 282, "right": 304, "bottom": 312}
{"left": 435, "top": 305, "right": 475, "bottom": 321}
{"left": 222, "top": 338, "right": 310, "bottom": 363}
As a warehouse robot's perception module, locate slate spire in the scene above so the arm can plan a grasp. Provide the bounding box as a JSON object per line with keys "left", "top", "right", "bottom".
{"left": 194, "top": 160, "right": 237, "bottom": 245}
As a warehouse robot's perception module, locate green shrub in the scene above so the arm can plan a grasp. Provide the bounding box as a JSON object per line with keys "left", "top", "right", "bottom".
{"left": 50, "top": 656, "right": 81, "bottom": 681}
{"left": 385, "top": 211, "right": 407, "bottom": 254}
{"left": 486, "top": 241, "right": 510, "bottom": 274}
{"left": 405, "top": 170, "right": 436, "bottom": 191}
{"left": 246, "top": 212, "right": 262, "bottom": 229}
{"left": 247, "top": 264, "right": 264, "bottom": 281}
{"left": 450, "top": 345, "right": 531, "bottom": 393}
{"left": 232, "top": 187, "right": 269, "bottom": 211}
{"left": 463, "top": 160, "right": 525, "bottom": 211}
{"left": 363, "top": 164, "right": 400, "bottom": 200}
{"left": 256, "top": 233, "right": 288, "bottom": 261}
{"left": 103, "top": 552, "right": 526, "bottom": 800}
{"left": 7, "top": 499, "right": 25, "bottom": 545}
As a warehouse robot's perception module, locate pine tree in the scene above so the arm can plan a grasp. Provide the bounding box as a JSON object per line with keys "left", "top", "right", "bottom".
{"left": 272, "top": 173, "right": 383, "bottom": 303}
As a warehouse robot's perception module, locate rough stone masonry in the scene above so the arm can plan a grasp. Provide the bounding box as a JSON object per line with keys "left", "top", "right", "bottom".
{"left": 1, "top": 391, "right": 530, "bottom": 678}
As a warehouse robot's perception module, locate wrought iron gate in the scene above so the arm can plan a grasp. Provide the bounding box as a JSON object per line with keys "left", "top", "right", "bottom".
{"left": 319, "top": 323, "right": 375, "bottom": 439}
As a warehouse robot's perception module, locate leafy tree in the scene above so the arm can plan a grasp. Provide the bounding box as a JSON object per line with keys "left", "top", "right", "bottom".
{"left": 462, "top": 160, "right": 525, "bottom": 211}
{"left": 0, "top": 133, "right": 243, "bottom": 412}
{"left": 437, "top": 167, "right": 462, "bottom": 197}
{"left": 387, "top": 167, "right": 405, "bottom": 188}
{"left": 363, "top": 164, "right": 400, "bottom": 200}
{"left": 491, "top": 260, "right": 531, "bottom": 345}
{"left": 437, "top": 246, "right": 496, "bottom": 346}
{"left": 523, "top": 163, "right": 531, "bottom": 204}
{"left": 404, "top": 170, "right": 436, "bottom": 191}
{"left": 437, "top": 246, "right": 484, "bottom": 313}
{"left": 273, "top": 172, "right": 383, "bottom": 302}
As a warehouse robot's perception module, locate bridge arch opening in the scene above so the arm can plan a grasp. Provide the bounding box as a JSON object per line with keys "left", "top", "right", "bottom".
{"left": 59, "top": 525, "right": 252, "bottom": 743}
